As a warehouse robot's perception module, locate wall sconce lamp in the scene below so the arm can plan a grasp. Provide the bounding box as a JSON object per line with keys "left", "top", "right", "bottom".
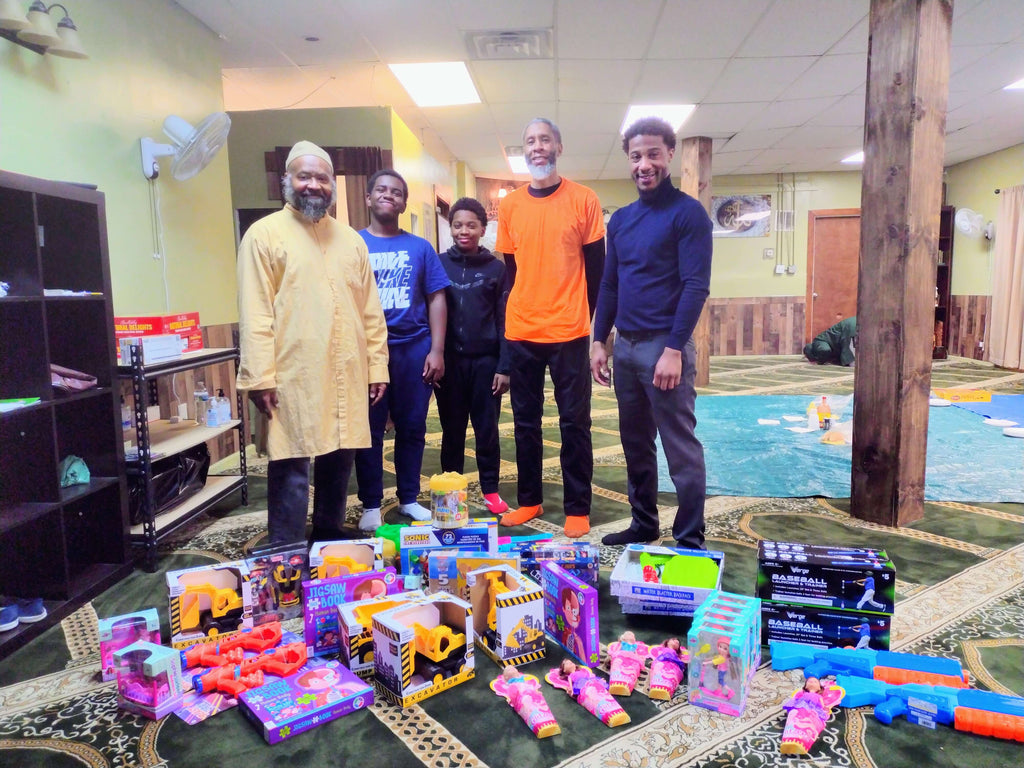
{"left": 0, "top": 1, "right": 88, "bottom": 59}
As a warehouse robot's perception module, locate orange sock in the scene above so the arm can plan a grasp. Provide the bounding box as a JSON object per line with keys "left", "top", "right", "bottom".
{"left": 500, "top": 504, "right": 543, "bottom": 526}
{"left": 563, "top": 516, "right": 590, "bottom": 538}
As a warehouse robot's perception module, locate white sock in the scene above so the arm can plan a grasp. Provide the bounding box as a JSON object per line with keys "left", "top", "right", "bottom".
{"left": 359, "top": 507, "right": 382, "bottom": 532}
{"left": 399, "top": 502, "right": 432, "bottom": 521}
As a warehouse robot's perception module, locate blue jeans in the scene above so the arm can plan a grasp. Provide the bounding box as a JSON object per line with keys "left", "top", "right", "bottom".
{"left": 355, "top": 335, "right": 434, "bottom": 508}
{"left": 613, "top": 333, "right": 705, "bottom": 548}
{"left": 267, "top": 449, "right": 355, "bottom": 544}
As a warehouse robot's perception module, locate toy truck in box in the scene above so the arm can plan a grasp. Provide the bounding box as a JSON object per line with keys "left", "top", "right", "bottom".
{"left": 166, "top": 562, "right": 252, "bottom": 648}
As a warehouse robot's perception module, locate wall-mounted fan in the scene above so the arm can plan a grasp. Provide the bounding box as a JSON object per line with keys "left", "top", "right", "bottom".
{"left": 140, "top": 112, "right": 231, "bottom": 180}
{"left": 954, "top": 207, "right": 994, "bottom": 240}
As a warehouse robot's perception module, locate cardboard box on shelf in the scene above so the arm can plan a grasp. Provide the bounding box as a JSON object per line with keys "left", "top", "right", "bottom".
{"left": 115, "top": 312, "right": 202, "bottom": 360}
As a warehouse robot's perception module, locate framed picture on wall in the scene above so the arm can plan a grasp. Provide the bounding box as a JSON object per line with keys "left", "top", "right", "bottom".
{"left": 710, "top": 194, "right": 772, "bottom": 237}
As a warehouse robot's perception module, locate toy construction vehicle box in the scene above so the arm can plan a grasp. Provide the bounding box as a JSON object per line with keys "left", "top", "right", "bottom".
{"left": 398, "top": 523, "right": 498, "bottom": 575}
{"left": 519, "top": 542, "right": 599, "bottom": 589}
{"left": 760, "top": 601, "right": 891, "bottom": 650}
{"left": 372, "top": 592, "right": 474, "bottom": 707}
{"left": 428, "top": 550, "right": 520, "bottom": 600}
{"left": 541, "top": 561, "right": 600, "bottom": 666}
{"left": 302, "top": 567, "right": 402, "bottom": 658}
{"left": 166, "top": 561, "right": 253, "bottom": 649}
{"left": 239, "top": 657, "right": 374, "bottom": 744}
{"left": 99, "top": 608, "right": 161, "bottom": 682}
{"left": 610, "top": 544, "right": 724, "bottom": 613}
{"left": 466, "top": 564, "right": 545, "bottom": 667}
{"left": 309, "top": 538, "right": 384, "bottom": 580}
{"left": 246, "top": 541, "right": 309, "bottom": 624}
{"left": 337, "top": 590, "right": 425, "bottom": 678}
{"left": 756, "top": 540, "right": 895, "bottom": 615}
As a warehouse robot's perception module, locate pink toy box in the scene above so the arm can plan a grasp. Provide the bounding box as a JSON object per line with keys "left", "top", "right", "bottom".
{"left": 541, "top": 561, "right": 600, "bottom": 666}
{"left": 113, "top": 640, "right": 185, "bottom": 720}
{"left": 98, "top": 608, "right": 161, "bottom": 682}
{"left": 687, "top": 591, "right": 761, "bottom": 717}
{"left": 239, "top": 657, "right": 374, "bottom": 744}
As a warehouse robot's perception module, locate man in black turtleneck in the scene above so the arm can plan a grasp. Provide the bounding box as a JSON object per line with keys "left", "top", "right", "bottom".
{"left": 590, "top": 117, "right": 713, "bottom": 550}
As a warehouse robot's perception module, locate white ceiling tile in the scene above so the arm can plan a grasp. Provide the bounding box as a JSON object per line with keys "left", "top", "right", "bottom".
{"left": 708, "top": 57, "right": 817, "bottom": 103}
{"left": 649, "top": 0, "right": 768, "bottom": 60}
{"left": 470, "top": 60, "right": 557, "bottom": 102}
{"left": 556, "top": 102, "right": 631, "bottom": 135}
{"left": 556, "top": 0, "right": 663, "bottom": 59}
{"left": 773, "top": 125, "right": 864, "bottom": 150}
{"left": 779, "top": 54, "right": 867, "bottom": 100}
{"left": 721, "top": 127, "right": 797, "bottom": 153}
{"left": 632, "top": 59, "right": 730, "bottom": 104}
{"left": 569, "top": 132, "right": 621, "bottom": 156}
{"left": 420, "top": 104, "right": 494, "bottom": 134}
{"left": 682, "top": 102, "right": 773, "bottom": 137}
{"left": 446, "top": 0, "right": 555, "bottom": 31}
{"left": 951, "top": 0, "right": 1024, "bottom": 46}
{"left": 950, "top": 44, "right": 1001, "bottom": 74}
{"left": 488, "top": 102, "right": 557, "bottom": 134}
{"left": 829, "top": 16, "right": 869, "bottom": 55}
{"left": 338, "top": 0, "right": 465, "bottom": 62}
{"left": 806, "top": 92, "right": 866, "bottom": 127}
{"left": 438, "top": 132, "right": 506, "bottom": 159}
{"left": 558, "top": 59, "right": 644, "bottom": 102}
{"left": 744, "top": 97, "right": 842, "bottom": 131}
{"left": 738, "top": 0, "right": 868, "bottom": 57}
{"left": 950, "top": 41, "right": 1024, "bottom": 95}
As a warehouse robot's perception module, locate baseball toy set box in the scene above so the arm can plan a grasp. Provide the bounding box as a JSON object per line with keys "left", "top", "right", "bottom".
{"left": 760, "top": 601, "right": 892, "bottom": 650}
{"left": 541, "top": 560, "right": 600, "bottom": 666}
{"left": 372, "top": 593, "right": 474, "bottom": 707}
{"left": 239, "top": 657, "right": 374, "bottom": 744}
{"left": 610, "top": 544, "right": 724, "bottom": 616}
{"left": 466, "top": 564, "right": 545, "bottom": 667}
{"left": 755, "top": 540, "right": 895, "bottom": 615}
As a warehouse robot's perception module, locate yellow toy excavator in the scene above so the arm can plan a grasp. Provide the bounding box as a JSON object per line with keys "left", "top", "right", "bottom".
{"left": 180, "top": 583, "right": 244, "bottom": 636}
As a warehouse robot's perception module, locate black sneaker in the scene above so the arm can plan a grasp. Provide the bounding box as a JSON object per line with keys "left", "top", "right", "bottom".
{"left": 601, "top": 528, "right": 660, "bottom": 546}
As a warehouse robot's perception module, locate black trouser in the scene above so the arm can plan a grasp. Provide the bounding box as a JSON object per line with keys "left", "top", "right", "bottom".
{"left": 507, "top": 336, "right": 592, "bottom": 517}
{"left": 435, "top": 352, "right": 503, "bottom": 494}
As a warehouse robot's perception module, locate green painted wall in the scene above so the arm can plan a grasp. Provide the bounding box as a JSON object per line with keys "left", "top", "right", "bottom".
{"left": 226, "top": 107, "right": 392, "bottom": 210}
{"left": 584, "top": 171, "right": 862, "bottom": 299}
{"left": 0, "top": 0, "right": 237, "bottom": 324}
{"left": 944, "top": 143, "right": 1023, "bottom": 296}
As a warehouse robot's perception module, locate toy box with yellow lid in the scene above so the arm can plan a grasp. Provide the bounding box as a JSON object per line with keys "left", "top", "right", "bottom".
{"left": 372, "top": 592, "right": 474, "bottom": 707}
{"left": 337, "top": 590, "right": 425, "bottom": 678}
{"left": 165, "top": 561, "right": 253, "bottom": 649}
{"left": 308, "top": 538, "right": 384, "bottom": 580}
{"left": 429, "top": 471, "right": 469, "bottom": 528}
{"left": 466, "top": 564, "right": 545, "bottom": 667}
{"left": 427, "top": 550, "right": 520, "bottom": 600}
{"left": 609, "top": 544, "right": 724, "bottom": 616}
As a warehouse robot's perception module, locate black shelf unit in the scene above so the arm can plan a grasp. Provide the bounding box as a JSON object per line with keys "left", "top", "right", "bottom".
{"left": 934, "top": 205, "right": 955, "bottom": 359}
{"left": 117, "top": 346, "right": 248, "bottom": 569}
{"left": 0, "top": 170, "right": 132, "bottom": 658}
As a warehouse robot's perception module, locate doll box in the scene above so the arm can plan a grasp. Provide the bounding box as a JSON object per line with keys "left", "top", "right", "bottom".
{"left": 541, "top": 561, "right": 600, "bottom": 666}
{"left": 165, "top": 561, "right": 252, "bottom": 649}
{"left": 239, "top": 658, "right": 374, "bottom": 744}
{"left": 466, "top": 564, "right": 545, "bottom": 666}
{"left": 610, "top": 544, "right": 724, "bottom": 611}
{"left": 98, "top": 608, "right": 161, "bottom": 682}
{"left": 372, "top": 593, "right": 475, "bottom": 707}
{"left": 336, "top": 590, "right": 425, "bottom": 678}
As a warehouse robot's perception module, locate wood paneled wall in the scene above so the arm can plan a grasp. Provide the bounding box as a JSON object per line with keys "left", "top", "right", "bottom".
{"left": 706, "top": 297, "right": 807, "bottom": 356}
{"left": 949, "top": 294, "right": 990, "bottom": 360}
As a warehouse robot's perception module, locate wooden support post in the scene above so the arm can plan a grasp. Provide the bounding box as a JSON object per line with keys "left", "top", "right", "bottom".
{"left": 851, "top": 0, "right": 952, "bottom": 527}
{"left": 678, "top": 136, "right": 713, "bottom": 387}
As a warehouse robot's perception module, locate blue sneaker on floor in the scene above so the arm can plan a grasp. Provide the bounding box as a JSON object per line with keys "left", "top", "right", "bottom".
{"left": 0, "top": 603, "right": 19, "bottom": 632}
{"left": 16, "top": 598, "right": 46, "bottom": 624}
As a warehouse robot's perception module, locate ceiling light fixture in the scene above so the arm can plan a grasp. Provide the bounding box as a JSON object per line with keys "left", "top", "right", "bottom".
{"left": 504, "top": 145, "right": 528, "bottom": 175}
{"left": 842, "top": 151, "right": 864, "bottom": 164}
{"left": 389, "top": 62, "right": 480, "bottom": 107}
{"left": 0, "top": 2, "right": 86, "bottom": 58}
{"left": 1004, "top": 77, "right": 1024, "bottom": 90}
{"left": 620, "top": 104, "right": 696, "bottom": 135}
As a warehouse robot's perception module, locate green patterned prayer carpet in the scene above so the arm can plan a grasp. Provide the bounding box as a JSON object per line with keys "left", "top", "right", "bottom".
{"left": 1, "top": 356, "right": 1022, "bottom": 768}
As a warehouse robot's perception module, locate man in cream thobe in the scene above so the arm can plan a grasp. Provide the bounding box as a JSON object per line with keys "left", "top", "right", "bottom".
{"left": 237, "top": 141, "right": 389, "bottom": 544}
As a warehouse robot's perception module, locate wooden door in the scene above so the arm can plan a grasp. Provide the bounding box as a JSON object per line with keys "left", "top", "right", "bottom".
{"left": 806, "top": 209, "right": 861, "bottom": 341}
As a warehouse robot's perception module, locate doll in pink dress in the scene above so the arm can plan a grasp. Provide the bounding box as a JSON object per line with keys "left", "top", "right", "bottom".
{"left": 490, "top": 666, "right": 561, "bottom": 738}
{"left": 606, "top": 631, "right": 650, "bottom": 696}
{"left": 780, "top": 676, "right": 845, "bottom": 755}
{"left": 546, "top": 659, "right": 630, "bottom": 727}
{"left": 647, "top": 637, "right": 690, "bottom": 700}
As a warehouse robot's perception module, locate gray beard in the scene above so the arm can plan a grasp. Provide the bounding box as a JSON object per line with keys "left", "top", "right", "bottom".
{"left": 528, "top": 161, "right": 556, "bottom": 181}
{"left": 282, "top": 174, "right": 336, "bottom": 222}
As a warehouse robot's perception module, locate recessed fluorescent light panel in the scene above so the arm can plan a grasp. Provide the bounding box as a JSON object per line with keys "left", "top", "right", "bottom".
{"left": 504, "top": 145, "right": 529, "bottom": 174}
{"left": 1004, "top": 77, "right": 1024, "bottom": 90}
{"left": 842, "top": 151, "right": 864, "bottom": 164}
{"left": 388, "top": 62, "right": 480, "bottom": 107}
{"left": 620, "top": 104, "right": 695, "bottom": 135}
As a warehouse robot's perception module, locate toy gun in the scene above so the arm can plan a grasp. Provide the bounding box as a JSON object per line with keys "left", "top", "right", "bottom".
{"left": 192, "top": 640, "right": 307, "bottom": 697}
{"left": 769, "top": 640, "right": 970, "bottom": 688}
{"left": 179, "top": 621, "right": 283, "bottom": 670}
{"left": 834, "top": 676, "right": 1024, "bottom": 742}
{"left": 322, "top": 555, "right": 371, "bottom": 578}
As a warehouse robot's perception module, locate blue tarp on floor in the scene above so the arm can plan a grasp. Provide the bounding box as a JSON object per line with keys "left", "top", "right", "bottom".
{"left": 656, "top": 395, "right": 1024, "bottom": 501}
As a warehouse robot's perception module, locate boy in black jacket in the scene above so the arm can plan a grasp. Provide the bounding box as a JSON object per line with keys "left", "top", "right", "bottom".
{"left": 436, "top": 198, "right": 510, "bottom": 515}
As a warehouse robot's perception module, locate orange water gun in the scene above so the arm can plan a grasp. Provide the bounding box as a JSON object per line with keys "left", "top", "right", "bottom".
{"left": 180, "top": 622, "right": 283, "bottom": 670}
{"left": 192, "top": 641, "right": 307, "bottom": 697}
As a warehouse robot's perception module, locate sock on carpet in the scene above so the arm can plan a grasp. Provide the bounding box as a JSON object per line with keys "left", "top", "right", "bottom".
{"left": 358, "top": 507, "right": 382, "bottom": 532}
{"left": 500, "top": 504, "right": 542, "bottom": 526}
{"left": 483, "top": 492, "right": 509, "bottom": 515}
{"left": 399, "top": 502, "right": 432, "bottom": 521}
{"left": 564, "top": 516, "right": 590, "bottom": 538}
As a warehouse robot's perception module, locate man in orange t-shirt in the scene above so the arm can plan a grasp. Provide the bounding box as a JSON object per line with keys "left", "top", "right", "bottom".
{"left": 496, "top": 118, "right": 606, "bottom": 538}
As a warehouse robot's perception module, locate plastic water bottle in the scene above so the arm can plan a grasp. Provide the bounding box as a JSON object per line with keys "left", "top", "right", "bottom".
{"left": 216, "top": 388, "right": 231, "bottom": 423}
{"left": 806, "top": 401, "right": 818, "bottom": 430}
{"left": 194, "top": 381, "right": 209, "bottom": 426}
{"left": 818, "top": 396, "right": 832, "bottom": 430}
